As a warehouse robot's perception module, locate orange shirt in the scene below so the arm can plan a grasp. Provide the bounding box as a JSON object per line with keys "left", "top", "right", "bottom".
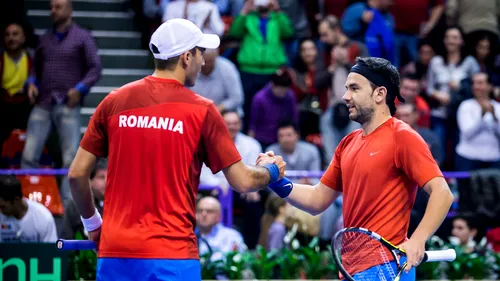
{"left": 321, "top": 117, "right": 442, "bottom": 275}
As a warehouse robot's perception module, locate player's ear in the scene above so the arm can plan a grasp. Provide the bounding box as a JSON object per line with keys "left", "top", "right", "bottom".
{"left": 181, "top": 51, "right": 192, "bottom": 67}
{"left": 374, "top": 86, "right": 387, "bottom": 104}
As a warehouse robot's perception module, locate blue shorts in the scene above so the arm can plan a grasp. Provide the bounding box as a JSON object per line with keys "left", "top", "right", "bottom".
{"left": 96, "top": 258, "right": 201, "bottom": 281}
{"left": 352, "top": 257, "right": 416, "bottom": 281}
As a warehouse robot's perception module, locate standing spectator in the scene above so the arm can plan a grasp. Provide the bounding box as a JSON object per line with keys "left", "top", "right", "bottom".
{"left": 163, "top": 0, "right": 225, "bottom": 37}
{"left": 266, "top": 121, "right": 322, "bottom": 184}
{"left": 258, "top": 194, "right": 287, "bottom": 251}
{"left": 0, "top": 176, "right": 57, "bottom": 243}
{"left": 341, "top": 0, "right": 395, "bottom": 63}
{"left": 190, "top": 49, "right": 243, "bottom": 114}
{"left": 196, "top": 196, "right": 247, "bottom": 261}
{"left": 0, "top": 22, "right": 33, "bottom": 161}
{"left": 396, "top": 103, "right": 443, "bottom": 166}
{"left": 455, "top": 72, "right": 500, "bottom": 171}
{"left": 277, "top": 0, "right": 310, "bottom": 63}
{"left": 426, "top": 26, "right": 480, "bottom": 162}
{"left": 397, "top": 74, "right": 431, "bottom": 128}
{"left": 317, "top": 15, "right": 368, "bottom": 67}
{"left": 248, "top": 68, "right": 298, "bottom": 149}
{"left": 446, "top": 0, "right": 500, "bottom": 42}
{"left": 61, "top": 159, "right": 107, "bottom": 239}
{"left": 229, "top": 0, "right": 294, "bottom": 130}
{"left": 390, "top": 0, "right": 444, "bottom": 68}
{"left": 22, "top": 0, "right": 101, "bottom": 204}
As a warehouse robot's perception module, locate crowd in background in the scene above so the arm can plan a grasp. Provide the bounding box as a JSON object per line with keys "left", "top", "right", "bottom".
{"left": 1, "top": 0, "right": 500, "bottom": 263}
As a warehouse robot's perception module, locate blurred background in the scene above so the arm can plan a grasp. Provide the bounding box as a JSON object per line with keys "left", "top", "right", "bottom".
{"left": 0, "top": 0, "right": 500, "bottom": 280}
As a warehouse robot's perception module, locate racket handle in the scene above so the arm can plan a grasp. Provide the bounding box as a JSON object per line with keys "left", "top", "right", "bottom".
{"left": 423, "top": 249, "right": 456, "bottom": 262}
{"left": 56, "top": 239, "right": 96, "bottom": 250}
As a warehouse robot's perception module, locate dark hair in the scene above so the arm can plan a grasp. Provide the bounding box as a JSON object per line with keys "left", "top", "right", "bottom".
{"left": 293, "top": 39, "right": 323, "bottom": 73}
{"left": 221, "top": 109, "right": 239, "bottom": 118}
{"left": 354, "top": 57, "right": 401, "bottom": 116}
{"left": 277, "top": 120, "right": 299, "bottom": 132}
{"left": 270, "top": 67, "right": 293, "bottom": 87}
{"left": 441, "top": 26, "right": 468, "bottom": 64}
{"left": 401, "top": 73, "right": 420, "bottom": 82}
{"left": 0, "top": 176, "right": 23, "bottom": 201}
{"left": 473, "top": 72, "right": 493, "bottom": 85}
{"left": 453, "top": 212, "right": 478, "bottom": 230}
{"left": 258, "top": 194, "right": 287, "bottom": 249}
{"left": 90, "top": 159, "right": 108, "bottom": 179}
{"left": 151, "top": 45, "right": 197, "bottom": 71}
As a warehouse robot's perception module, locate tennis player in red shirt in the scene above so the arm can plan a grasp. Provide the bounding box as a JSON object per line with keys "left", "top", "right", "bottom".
{"left": 260, "top": 57, "right": 454, "bottom": 280}
{"left": 67, "top": 19, "right": 285, "bottom": 281}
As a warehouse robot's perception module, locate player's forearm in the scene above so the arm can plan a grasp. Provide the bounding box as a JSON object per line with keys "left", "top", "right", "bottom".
{"left": 286, "top": 183, "right": 340, "bottom": 216}
{"left": 240, "top": 165, "right": 271, "bottom": 192}
{"left": 411, "top": 181, "right": 454, "bottom": 242}
{"left": 68, "top": 176, "right": 96, "bottom": 219}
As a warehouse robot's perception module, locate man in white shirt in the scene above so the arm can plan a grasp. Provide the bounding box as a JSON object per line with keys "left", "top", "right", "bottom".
{"left": 190, "top": 49, "right": 244, "bottom": 114}
{"left": 456, "top": 72, "right": 500, "bottom": 170}
{"left": 0, "top": 176, "right": 57, "bottom": 243}
{"left": 163, "top": 0, "right": 225, "bottom": 36}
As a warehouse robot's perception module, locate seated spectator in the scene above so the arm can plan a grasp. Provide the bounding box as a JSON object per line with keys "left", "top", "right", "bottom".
{"left": 0, "top": 22, "right": 33, "bottom": 163}
{"left": 163, "top": 0, "right": 225, "bottom": 37}
{"left": 258, "top": 194, "right": 288, "bottom": 251}
{"left": 426, "top": 26, "right": 480, "bottom": 161}
{"left": 396, "top": 103, "right": 443, "bottom": 165}
{"left": 196, "top": 196, "right": 246, "bottom": 260}
{"left": 397, "top": 74, "right": 431, "bottom": 128}
{"left": 455, "top": 72, "right": 500, "bottom": 170}
{"left": 266, "top": 121, "right": 321, "bottom": 184}
{"left": 450, "top": 213, "right": 479, "bottom": 253}
{"left": 190, "top": 49, "right": 243, "bottom": 115}
{"left": 0, "top": 176, "right": 57, "bottom": 243}
{"left": 248, "top": 68, "right": 298, "bottom": 149}
{"left": 470, "top": 35, "right": 500, "bottom": 97}
{"left": 61, "top": 159, "right": 107, "bottom": 239}
{"left": 341, "top": 0, "right": 395, "bottom": 63}
{"left": 317, "top": 15, "right": 368, "bottom": 67}
{"left": 401, "top": 41, "right": 435, "bottom": 91}
{"left": 228, "top": 0, "right": 294, "bottom": 130}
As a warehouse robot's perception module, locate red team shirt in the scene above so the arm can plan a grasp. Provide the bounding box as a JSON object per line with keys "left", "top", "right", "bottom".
{"left": 80, "top": 76, "right": 241, "bottom": 259}
{"left": 320, "top": 117, "right": 442, "bottom": 275}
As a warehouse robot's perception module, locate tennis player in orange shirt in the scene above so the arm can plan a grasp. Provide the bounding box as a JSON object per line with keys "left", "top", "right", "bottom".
{"left": 258, "top": 57, "right": 454, "bottom": 280}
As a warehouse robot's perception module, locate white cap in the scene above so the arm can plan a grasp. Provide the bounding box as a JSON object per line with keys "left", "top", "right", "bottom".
{"left": 149, "top": 18, "right": 220, "bottom": 60}
{"left": 254, "top": 0, "right": 270, "bottom": 6}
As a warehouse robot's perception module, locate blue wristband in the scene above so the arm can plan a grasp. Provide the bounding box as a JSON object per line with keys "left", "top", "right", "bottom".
{"left": 269, "top": 177, "right": 293, "bottom": 198}
{"left": 263, "top": 163, "right": 280, "bottom": 184}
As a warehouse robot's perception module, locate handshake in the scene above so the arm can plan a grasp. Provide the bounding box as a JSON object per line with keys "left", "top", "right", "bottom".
{"left": 256, "top": 151, "right": 294, "bottom": 198}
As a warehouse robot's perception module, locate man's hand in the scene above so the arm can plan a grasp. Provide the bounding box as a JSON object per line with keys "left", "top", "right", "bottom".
{"left": 398, "top": 238, "right": 426, "bottom": 272}
{"left": 256, "top": 151, "right": 286, "bottom": 180}
{"left": 88, "top": 227, "right": 101, "bottom": 252}
{"left": 67, "top": 88, "right": 81, "bottom": 108}
{"left": 27, "top": 83, "right": 39, "bottom": 104}
{"left": 362, "top": 10, "right": 374, "bottom": 24}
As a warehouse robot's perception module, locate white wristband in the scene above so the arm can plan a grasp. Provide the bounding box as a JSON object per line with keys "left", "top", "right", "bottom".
{"left": 80, "top": 208, "right": 102, "bottom": 232}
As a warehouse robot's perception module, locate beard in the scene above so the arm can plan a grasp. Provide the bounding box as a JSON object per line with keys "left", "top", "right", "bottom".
{"left": 350, "top": 105, "right": 375, "bottom": 125}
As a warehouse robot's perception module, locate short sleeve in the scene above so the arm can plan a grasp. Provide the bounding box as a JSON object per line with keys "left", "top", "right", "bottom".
{"left": 201, "top": 103, "right": 242, "bottom": 173}
{"left": 395, "top": 128, "right": 443, "bottom": 187}
{"left": 80, "top": 95, "right": 110, "bottom": 157}
{"left": 320, "top": 141, "right": 344, "bottom": 192}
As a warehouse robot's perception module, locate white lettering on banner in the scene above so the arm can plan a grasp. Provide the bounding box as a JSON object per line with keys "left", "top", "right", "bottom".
{"left": 118, "top": 115, "right": 184, "bottom": 134}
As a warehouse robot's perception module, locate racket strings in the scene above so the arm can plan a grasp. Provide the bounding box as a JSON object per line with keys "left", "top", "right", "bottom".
{"left": 335, "top": 231, "right": 397, "bottom": 280}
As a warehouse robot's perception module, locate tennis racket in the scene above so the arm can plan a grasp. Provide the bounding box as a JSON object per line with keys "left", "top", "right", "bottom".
{"left": 331, "top": 227, "right": 456, "bottom": 281}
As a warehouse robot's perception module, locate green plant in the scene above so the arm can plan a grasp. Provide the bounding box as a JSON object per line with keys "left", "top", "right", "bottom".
{"left": 67, "top": 231, "right": 97, "bottom": 281}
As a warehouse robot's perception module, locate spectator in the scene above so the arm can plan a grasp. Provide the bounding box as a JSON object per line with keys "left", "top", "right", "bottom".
{"left": 22, "top": 0, "right": 101, "bottom": 204}
{"left": 451, "top": 213, "right": 479, "bottom": 253}
{"left": 341, "top": 0, "right": 395, "bottom": 63}
{"left": 0, "top": 22, "right": 33, "bottom": 160}
{"left": 317, "top": 0, "right": 349, "bottom": 19}
{"left": 196, "top": 196, "right": 246, "bottom": 260}
{"left": 248, "top": 68, "right": 298, "bottom": 149}
{"left": 190, "top": 48, "right": 243, "bottom": 114}
{"left": 140, "top": 0, "right": 170, "bottom": 48}
{"left": 277, "top": 0, "right": 310, "bottom": 63}
{"left": 228, "top": 0, "right": 294, "bottom": 130}
{"left": 61, "top": 159, "right": 107, "bottom": 239}
{"left": 317, "top": 15, "right": 368, "bottom": 66}
{"left": 163, "top": 0, "right": 225, "bottom": 37}
{"left": 455, "top": 72, "right": 500, "bottom": 171}
{"left": 390, "top": 0, "right": 444, "bottom": 68}
{"left": 396, "top": 103, "right": 443, "bottom": 165}
{"left": 290, "top": 39, "right": 328, "bottom": 137}
{"left": 258, "top": 194, "right": 287, "bottom": 251}
{"left": 0, "top": 176, "right": 57, "bottom": 243}
{"left": 426, "top": 26, "right": 480, "bottom": 162}
{"left": 471, "top": 35, "right": 500, "bottom": 97}
{"left": 397, "top": 74, "right": 431, "bottom": 128}
{"left": 446, "top": 0, "right": 500, "bottom": 40}
{"left": 266, "top": 121, "right": 322, "bottom": 184}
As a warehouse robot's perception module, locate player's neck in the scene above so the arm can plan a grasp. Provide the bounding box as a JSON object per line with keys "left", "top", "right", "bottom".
{"left": 152, "top": 69, "right": 185, "bottom": 85}
{"left": 361, "top": 110, "right": 392, "bottom": 136}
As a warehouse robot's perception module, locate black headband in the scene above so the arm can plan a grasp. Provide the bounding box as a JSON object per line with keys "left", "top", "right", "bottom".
{"left": 350, "top": 63, "right": 405, "bottom": 103}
